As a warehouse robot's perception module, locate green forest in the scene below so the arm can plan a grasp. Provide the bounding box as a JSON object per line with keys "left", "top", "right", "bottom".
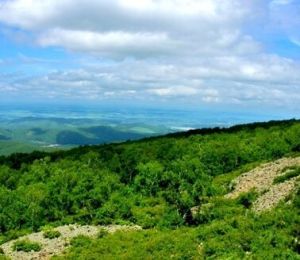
{"left": 1, "top": 119, "right": 300, "bottom": 259}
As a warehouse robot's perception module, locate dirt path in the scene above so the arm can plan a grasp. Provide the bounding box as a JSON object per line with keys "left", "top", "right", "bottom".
{"left": 225, "top": 156, "right": 300, "bottom": 212}
{"left": 0, "top": 224, "right": 141, "bottom": 260}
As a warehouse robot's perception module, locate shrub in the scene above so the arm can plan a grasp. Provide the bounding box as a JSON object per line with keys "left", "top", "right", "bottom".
{"left": 12, "top": 239, "right": 42, "bottom": 252}
{"left": 43, "top": 230, "right": 61, "bottom": 239}
{"left": 70, "top": 235, "right": 91, "bottom": 248}
{"left": 97, "top": 228, "right": 108, "bottom": 238}
{"left": 0, "top": 230, "right": 31, "bottom": 245}
{"left": 273, "top": 167, "right": 300, "bottom": 184}
{"left": 238, "top": 191, "right": 258, "bottom": 209}
{"left": 59, "top": 228, "right": 201, "bottom": 259}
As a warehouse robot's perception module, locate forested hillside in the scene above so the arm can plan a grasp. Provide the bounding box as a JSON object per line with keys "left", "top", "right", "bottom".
{"left": 0, "top": 119, "right": 300, "bottom": 259}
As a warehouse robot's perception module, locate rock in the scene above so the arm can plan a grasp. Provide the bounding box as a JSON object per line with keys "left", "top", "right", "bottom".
{"left": 225, "top": 156, "right": 300, "bottom": 213}
{"left": 0, "top": 224, "right": 142, "bottom": 260}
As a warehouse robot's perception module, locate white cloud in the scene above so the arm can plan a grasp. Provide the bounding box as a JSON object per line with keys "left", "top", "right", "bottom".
{"left": 4, "top": 54, "right": 300, "bottom": 107}
{"left": 148, "top": 86, "right": 199, "bottom": 97}
{"left": 0, "top": 0, "right": 246, "bottom": 30}
{"left": 118, "top": 0, "right": 218, "bottom": 16}
{"left": 0, "top": 0, "right": 248, "bottom": 59}
{"left": 37, "top": 29, "right": 176, "bottom": 58}
{"left": 0, "top": 0, "right": 300, "bottom": 111}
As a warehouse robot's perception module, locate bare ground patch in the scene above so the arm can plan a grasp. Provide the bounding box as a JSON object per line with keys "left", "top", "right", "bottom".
{"left": 225, "top": 156, "right": 300, "bottom": 212}
{"left": 0, "top": 224, "right": 141, "bottom": 260}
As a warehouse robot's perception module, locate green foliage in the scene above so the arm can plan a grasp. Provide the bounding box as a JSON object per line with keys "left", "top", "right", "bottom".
{"left": 212, "top": 161, "right": 263, "bottom": 195}
{"left": 69, "top": 235, "right": 91, "bottom": 248}
{"left": 0, "top": 229, "right": 31, "bottom": 245}
{"left": 131, "top": 198, "right": 182, "bottom": 228}
{"left": 273, "top": 167, "right": 300, "bottom": 184}
{"left": 237, "top": 191, "right": 258, "bottom": 209}
{"left": 134, "top": 161, "right": 164, "bottom": 196}
{"left": 54, "top": 229, "right": 201, "bottom": 260}
{"left": 0, "top": 120, "right": 300, "bottom": 258}
{"left": 194, "top": 199, "right": 300, "bottom": 258}
{"left": 43, "top": 230, "right": 61, "bottom": 239}
{"left": 54, "top": 193, "right": 300, "bottom": 259}
{"left": 0, "top": 250, "right": 7, "bottom": 260}
{"left": 12, "top": 239, "right": 41, "bottom": 252}
{"left": 97, "top": 228, "right": 108, "bottom": 238}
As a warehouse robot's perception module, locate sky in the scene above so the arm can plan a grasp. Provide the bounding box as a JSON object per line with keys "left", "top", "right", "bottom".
{"left": 0, "top": 0, "right": 300, "bottom": 116}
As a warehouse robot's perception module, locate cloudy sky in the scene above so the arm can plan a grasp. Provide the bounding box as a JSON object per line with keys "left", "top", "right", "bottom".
{"left": 0, "top": 0, "right": 299, "bottom": 115}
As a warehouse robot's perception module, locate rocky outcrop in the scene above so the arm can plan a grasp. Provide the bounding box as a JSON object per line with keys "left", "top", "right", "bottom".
{"left": 253, "top": 177, "right": 299, "bottom": 212}
{"left": 0, "top": 224, "right": 142, "bottom": 260}
{"left": 225, "top": 156, "right": 300, "bottom": 213}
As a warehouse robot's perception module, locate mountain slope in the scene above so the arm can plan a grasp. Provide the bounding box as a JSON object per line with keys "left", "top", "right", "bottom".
{"left": 226, "top": 157, "right": 300, "bottom": 212}
{"left": 0, "top": 119, "right": 300, "bottom": 259}
{"left": 1, "top": 225, "right": 141, "bottom": 260}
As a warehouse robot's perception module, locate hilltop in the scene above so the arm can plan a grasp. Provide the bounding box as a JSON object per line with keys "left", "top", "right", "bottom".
{"left": 0, "top": 119, "right": 300, "bottom": 259}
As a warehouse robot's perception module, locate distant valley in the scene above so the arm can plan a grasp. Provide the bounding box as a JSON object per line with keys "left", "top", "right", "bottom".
{"left": 0, "top": 117, "right": 167, "bottom": 155}
{"left": 0, "top": 104, "right": 287, "bottom": 155}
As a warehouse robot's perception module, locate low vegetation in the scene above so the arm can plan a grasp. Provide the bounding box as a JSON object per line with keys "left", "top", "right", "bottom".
{"left": 55, "top": 229, "right": 201, "bottom": 259}
{"left": 43, "top": 230, "right": 61, "bottom": 239}
{"left": 0, "top": 119, "right": 299, "bottom": 258}
{"left": 54, "top": 196, "right": 300, "bottom": 259}
{"left": 97, "top": 228, "right": 108, "bottom": 238}
{"left": 273, "top": 166, "right": 300, "bottom": 184}
{"left": 12, "top": 239, "right": 41, "bottom": 252}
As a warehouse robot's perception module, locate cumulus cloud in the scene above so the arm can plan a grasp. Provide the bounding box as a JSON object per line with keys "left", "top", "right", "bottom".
{"left": 37, "top": 29, "right": 176, "bottom": 58}
{"left": 3, "top": 55, "right": 300, "bottom": 108}
{"left": 147, "top": 86, "right": 199, "bottom": 97}
{"left": 0, "top": 0, "right": 299, "bottom": 110}
{"left": 0, "top": 0, "right": 249, "bottom": 58}
{"left": 0, "top": 0, "right": 246, "bottom": 31}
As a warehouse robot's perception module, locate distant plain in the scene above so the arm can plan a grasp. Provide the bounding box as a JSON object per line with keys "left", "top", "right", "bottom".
{"left": 0, "top": 104, "right": 287, "bottom": 155}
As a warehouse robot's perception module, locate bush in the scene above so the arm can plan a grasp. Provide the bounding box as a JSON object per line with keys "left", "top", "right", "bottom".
{"left": 70, "top": 235, "right": 91, "bottom": 248}
{"left": 238, "top": 191, "right": 258, "bottom": 209}
{"left": 12, "top": 239, "right": 42, "bottom": 252}
{"left": 43, "top": 230, "right": 61, "bottom": 239}
{"left": 57, "top": 229, "right": 201, "bottom": 259}
{"left": 97, "top": 228, "right": 108, "bottom": 238}
{"left": 0, "top": 229, "right": 31, "bottom": 245}
{"left": 273, "top": 167, "right": 300, "bottom": 184}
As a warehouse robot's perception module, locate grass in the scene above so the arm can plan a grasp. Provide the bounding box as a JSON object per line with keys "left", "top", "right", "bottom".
{"left": 0, "top": 229, "right": 32, "bottom": 245}
{"left": 273, "top": 167, "right": 300, "bottom": 184}
{"left": 43, "top": 230, "right": 61, "bottom": 239}
{"left": 97, "top": 228, "right": 109, "bottom": 238}
{"left": 53, "top": 229, "right": 201, "bottom": 259}
{"left": 12, "top": 239, "right": 42, "bottom": 252}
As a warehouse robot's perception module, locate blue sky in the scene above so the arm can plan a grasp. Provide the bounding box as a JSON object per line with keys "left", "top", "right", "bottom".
{"left": 0, "top": 0, "right": 300, "bottom": 117}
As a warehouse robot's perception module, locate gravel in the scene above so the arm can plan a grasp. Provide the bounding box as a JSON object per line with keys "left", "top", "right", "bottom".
{"left": 225, "top": 156, "right": 300, "bottom": 213}
{"left": 0, "top": 224, "right": 142, "bottom": 260}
